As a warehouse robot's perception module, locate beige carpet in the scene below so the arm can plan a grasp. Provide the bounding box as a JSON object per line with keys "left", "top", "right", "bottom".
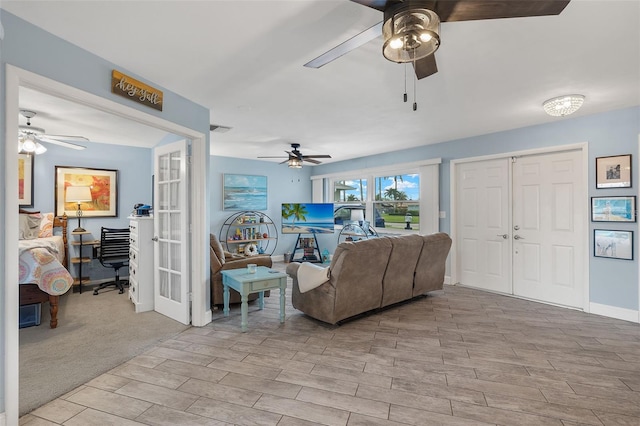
{"left": 19, "top": 284, "right": 190, "bottom": 415}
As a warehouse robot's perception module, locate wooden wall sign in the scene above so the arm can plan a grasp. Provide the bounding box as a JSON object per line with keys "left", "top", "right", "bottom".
{"left": 111, "top": 70, "right": 163, "bottom": 111}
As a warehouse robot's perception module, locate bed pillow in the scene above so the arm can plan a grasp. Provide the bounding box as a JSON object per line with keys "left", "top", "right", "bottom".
{"left": 297, "top": 262, "right": 330, "bottom": 293}
{"left": 19, "top": 213, "right": 42, "bottom": 240}
{"left": 38, "top": 212, "right": 55, "bottom": 238}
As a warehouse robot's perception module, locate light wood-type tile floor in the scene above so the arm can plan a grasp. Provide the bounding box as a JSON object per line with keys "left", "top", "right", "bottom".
{"left": 20, "top": 270, "right": 640, "bottom": 426}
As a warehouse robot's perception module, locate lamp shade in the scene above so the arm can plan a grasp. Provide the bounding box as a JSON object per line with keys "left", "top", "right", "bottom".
{"left": 65, "top": 186, "right": 92, "bottom": 202}
{"left": 350, "top": 209, "right": 365, "bottom": 222}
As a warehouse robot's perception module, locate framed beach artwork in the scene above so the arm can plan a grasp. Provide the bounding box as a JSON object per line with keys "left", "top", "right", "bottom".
{"left": 281, "top": 203, "right": 335, "bottom": 234}
{"left": 223, "top": 174, "right": 267, "bottom": 210}
{"left": 18, "top": 153, "right": 34, "bottom": 207}
{"left": 591, "top": 196, "right": 636, "bottom": 222}
{"left": 594, "top": 229, "right": 633, "bottom": 260}
{"left": 596, "top": 154, "right": 631, "bottom": 188}
{"left": 55, "top": 166, "right": 118, "bottom": 217}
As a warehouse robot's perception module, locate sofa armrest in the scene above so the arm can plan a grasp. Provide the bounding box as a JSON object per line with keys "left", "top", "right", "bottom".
{"left": 221, "top": 255, "right": 272, "bottom": 271}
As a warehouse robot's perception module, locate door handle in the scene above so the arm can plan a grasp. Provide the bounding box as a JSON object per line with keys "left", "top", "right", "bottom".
{"left": 152, "top": 236, "right": 159, "bottom": 242}
{"left": 497, "top": 234, "right": 508, "bottom": 239}
{"left": 514, "top": 235, "right": 524, "bottom": 240}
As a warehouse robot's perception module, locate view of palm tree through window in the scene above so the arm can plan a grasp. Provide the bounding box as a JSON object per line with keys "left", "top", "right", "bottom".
{"left": 334, "top": 174, "right": 420, "bottom": 233}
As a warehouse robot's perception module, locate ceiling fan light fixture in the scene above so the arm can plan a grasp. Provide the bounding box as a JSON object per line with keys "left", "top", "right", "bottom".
{"left": 382, "top": 5, "right": 440, "bottom": 63}
{"left": 288, "top": 158, "right": 303, "bottom": 169}
{"left": 34, "top": 142, "right": 47, "bottom": 155}
{"left": 543, "top": 94, "right": 585, "bottom": 117}
{"left": 21, "top": 135, "right": 37, "bottom": 153}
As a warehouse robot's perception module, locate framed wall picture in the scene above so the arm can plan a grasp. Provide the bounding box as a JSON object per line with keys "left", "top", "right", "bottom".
{"left": 596, "top": 154, "right": 632, "bottom": 188}
{"left": 591, "top": 196, "right": 636, "bottom": 222}
{"left": 55, "top": 166, "right": 118, "bottom": 217}
{"left": 594, "top": 229, "right": 633, "bottom": 260}
{"left": 18, "top": 153, "right": 34, "bottom": 207}
{"left": 223, "top": 173, "right": 267, "bottom": 210}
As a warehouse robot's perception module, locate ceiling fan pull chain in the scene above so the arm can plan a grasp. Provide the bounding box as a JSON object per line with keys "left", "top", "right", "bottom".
{"left": 403, "top": 63, "right": 408, "bottom": 103}
{"left": 413, "top": 52, "right": 417, "bottom": 111}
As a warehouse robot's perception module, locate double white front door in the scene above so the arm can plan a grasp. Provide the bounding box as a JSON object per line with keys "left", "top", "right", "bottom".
{"left": 456, "top": 150, "right": 585, "bottom": 308}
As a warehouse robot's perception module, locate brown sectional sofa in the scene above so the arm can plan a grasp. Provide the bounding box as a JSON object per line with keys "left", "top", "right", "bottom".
{"left": 286, "top": 232, "right": 452, "bottom": 324}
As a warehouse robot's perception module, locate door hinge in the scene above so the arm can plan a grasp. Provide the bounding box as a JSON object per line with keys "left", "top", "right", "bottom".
{"left": 511, "top": 156, "right": 517, "bottom": 163}
{"left": 189, "top": 292, "right": 193, "bottom": 302}
{"left": 187, "top": 155, "right": 193, "bottom": 165}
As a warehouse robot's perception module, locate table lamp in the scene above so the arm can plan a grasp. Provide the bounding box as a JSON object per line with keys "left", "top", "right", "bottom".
{"left": 350, "top": 208, "right": 365, "bottom": 226}
{"left": 65, "top": 186, "right": 92, "bottom": 232}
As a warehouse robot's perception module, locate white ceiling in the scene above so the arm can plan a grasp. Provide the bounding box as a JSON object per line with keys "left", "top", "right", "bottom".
{"left": 5, "top": 0, "right": 640, "bottom": 164}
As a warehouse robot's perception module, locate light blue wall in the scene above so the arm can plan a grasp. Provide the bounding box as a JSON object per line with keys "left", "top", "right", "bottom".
{"left": 210, "top": 156, "right": 314, "bottom": 256}
{"left": 30, "top": 142, "right": 152, "bottom": 281}
{"left": 0, "top": 10, "right": 210, "bottom": 416}
{"left": 313, "top": 106, "right": 640, "bottom": 311}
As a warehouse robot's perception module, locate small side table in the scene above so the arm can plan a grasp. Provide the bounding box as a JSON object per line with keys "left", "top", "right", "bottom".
{"left": 220, "top": 266, "right": 287, "bottom": 332}
{"left": 70, "top": 230, "right": 98, "bottom": 294}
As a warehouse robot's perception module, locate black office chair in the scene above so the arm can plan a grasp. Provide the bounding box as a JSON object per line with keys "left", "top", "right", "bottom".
{"left": 94, "top": 227, "right": 130, "bottom": 295}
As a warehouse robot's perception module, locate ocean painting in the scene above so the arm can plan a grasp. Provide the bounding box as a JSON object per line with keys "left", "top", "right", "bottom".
{"left": 282, "top": 203, "right": 335, "bottom": 234}
{"left": 223, "top": 174, "right": 268, "bottom": 210}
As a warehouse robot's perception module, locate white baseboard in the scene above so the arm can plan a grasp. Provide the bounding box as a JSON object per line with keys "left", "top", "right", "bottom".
{"left": 272, "top": 254, "right": 285, "bottom": 262}
{"left": 0, "top": 411, "right": 6, "bottom": 426}
{"left": 444, "top": 275, "right": 451, "bottom": 285}
{"left": 590, "top": 302, "right": 639, "bottom": 323}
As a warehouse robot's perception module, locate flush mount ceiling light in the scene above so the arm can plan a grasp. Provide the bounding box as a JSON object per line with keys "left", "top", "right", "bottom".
{"left": 382, "top": 3, "right": 440, "bottom": 64}
{"left": 543, "top": 94, "right": 585, "bottom": 117}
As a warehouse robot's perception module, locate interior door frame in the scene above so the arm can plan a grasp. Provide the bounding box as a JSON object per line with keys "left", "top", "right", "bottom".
{"left": 4, "top": 65, "right": 211, "bottom": 424}
{"left": 450, "top": 142, "right": 590, "bottom": 311}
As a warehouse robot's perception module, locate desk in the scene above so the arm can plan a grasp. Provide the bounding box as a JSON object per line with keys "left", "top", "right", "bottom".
{"left": 220, "top": 266, "right": 287, "bottom": 332}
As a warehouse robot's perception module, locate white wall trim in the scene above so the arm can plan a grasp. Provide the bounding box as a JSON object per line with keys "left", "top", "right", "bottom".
{"left": 590, "top": 302, "right": 639, "bottom": 323}
{"left": 451, "top": 143, "right": 588, "bottom": 165}
{"left": 0, "top": 411, "right": 6, "bottom": 426}
{"left": 311, "top": 158, "right": 442, "bottom": 180}
{"left": 5, "top": 65, "right": 22, "bottom": 426}
{"left": 4, "top": 65, "right": 209, "bottom": 425}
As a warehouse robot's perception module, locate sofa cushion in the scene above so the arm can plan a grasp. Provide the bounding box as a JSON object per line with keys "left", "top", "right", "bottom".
{"left": 297, "top": 262, "right": 329, "bottom": 293}
{"left": 210, "top": 234, "right": 225, "bottom": 265}
{"left": 381, "top": 234, "right": 423, "bottom": 307}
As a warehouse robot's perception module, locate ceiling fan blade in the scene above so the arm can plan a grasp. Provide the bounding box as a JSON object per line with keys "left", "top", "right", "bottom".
{"left": 304, "top": 21, "right": 383, "bottom": 69}
{"left": 45, "top": 134, "right": 90, "bottom": 142}
{"left": 413, "top": 54, "right": 438, "bottom": 80}
{"left": 257, "top": 156, "right": 288, "bottom": 159}
{"left": 303, "top": 158, "right": 322, "bottom": 165}
{"left": 37, "top": 136, "right": 87, "bottom": 150}
{"left": 436, "top": 0, "right": 571, "bottom": 22}
{"left": 349, "top": 0, "right": 401, "bottom": 12}
{"left": 302, "top": 155, "right": 332, "bottom": 159}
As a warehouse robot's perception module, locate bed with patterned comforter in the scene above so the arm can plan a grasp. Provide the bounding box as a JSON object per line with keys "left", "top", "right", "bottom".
{"left": 18, "top": 214, "right": 72, "bottom": 328}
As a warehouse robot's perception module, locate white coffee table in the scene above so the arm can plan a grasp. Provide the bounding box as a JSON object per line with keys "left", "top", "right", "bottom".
{"left": 220, "top": 266, "right": 287, "bottom": 332}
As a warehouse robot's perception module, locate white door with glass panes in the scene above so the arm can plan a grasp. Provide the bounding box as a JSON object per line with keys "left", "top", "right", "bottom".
{"left": 154, "top": 140, "right": 190, "bottom": 324}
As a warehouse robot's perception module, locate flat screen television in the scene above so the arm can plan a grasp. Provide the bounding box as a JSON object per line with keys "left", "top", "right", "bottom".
{"left": 282, "top": 203, "right": 334, "bottom": 234}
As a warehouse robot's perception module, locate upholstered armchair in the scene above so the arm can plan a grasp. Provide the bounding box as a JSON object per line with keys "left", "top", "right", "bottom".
{"left": 210, "top": 234, "right": 272, "bottom": 306}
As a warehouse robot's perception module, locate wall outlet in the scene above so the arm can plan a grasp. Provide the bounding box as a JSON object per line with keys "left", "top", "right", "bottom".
{"left": 439, "top": 211, "right": 446, "bottom": 219}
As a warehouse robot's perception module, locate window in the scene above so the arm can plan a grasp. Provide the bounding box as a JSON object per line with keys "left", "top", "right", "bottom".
{"left": 374, "top": 174, "right": 420, "bottom": 232}
{"left": 316, "top": 159, "right": 440, "bottom": 236}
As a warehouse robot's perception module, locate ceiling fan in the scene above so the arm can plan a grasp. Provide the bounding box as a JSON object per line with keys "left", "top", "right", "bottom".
{"left": 258, "top": 143, "right": 332, "bottom": 168}
{"left": 19, "top": 110, "right": 88, "bottom": 154}
{"left": 305, "top": 0, "right": 571, "bottom": 80}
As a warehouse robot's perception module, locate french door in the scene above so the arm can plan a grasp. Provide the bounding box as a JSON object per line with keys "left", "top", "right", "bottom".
{"left": 154, "top": 140, "right": 190, "bottom": 324}
{"left": 456, "top": 149, "right": 585, "bottom": 308}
